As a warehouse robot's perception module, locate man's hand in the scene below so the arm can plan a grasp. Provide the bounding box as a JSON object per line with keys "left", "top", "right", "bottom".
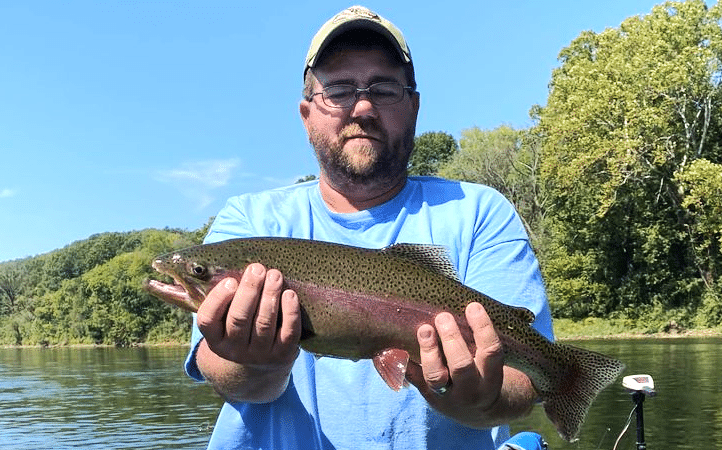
{"left": 195, "top": 263, "right": 302, "bottom": 403}
{"left": 405, "top": 302, "right": 537, "bottom": 428}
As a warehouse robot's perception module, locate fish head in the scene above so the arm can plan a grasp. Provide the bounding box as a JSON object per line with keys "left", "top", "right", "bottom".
{"left": 144, "top": 245, "right": 245, "bottom": 313}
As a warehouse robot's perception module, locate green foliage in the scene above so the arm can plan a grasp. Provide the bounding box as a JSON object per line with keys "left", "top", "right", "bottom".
{"left": 552, "top": 317, "right": 634, "bottom": 339}
{"left": 438, "top": 125, "right": 547, "bottom": 244}
{"left": 409, "top": 131, "right": 459, "bottom": 176}
{"left": 295, "top": 174, "right": 318, "bottom": 183}
{"left": 537, "top": 0, "right": 722, "bottom": 325}
{"left": 694, "top": 290, "right": 722, "bottom": 327}
{"left": 0, "top": 266, "right": 22, "bottom": 314}
{"left": 676, "top": 158, "right": 722, "bottom": 263}
{"left": 0, "top": 227, "right": 202, "bottom": 346}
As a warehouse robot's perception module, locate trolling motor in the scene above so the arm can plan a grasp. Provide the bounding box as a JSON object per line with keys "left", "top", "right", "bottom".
{"left": 617, "top": 374, "right": 656, "bottom": 450}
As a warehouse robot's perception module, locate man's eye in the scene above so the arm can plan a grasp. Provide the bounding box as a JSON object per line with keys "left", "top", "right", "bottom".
{"left": 370, "top": 83, "right": 401, "bottom": 99}
{"left": 324, "top": 86, "right": 354, "bottom": 99}
{"left": 373, "top": 89, "right": 396, "bottom": 97}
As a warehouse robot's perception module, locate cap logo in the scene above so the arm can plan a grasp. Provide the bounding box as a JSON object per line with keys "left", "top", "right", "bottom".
{"left": 333, "top": 6, "right": 380, "bottom": 24}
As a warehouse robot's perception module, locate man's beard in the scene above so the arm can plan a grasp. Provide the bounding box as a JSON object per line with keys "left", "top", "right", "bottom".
{"left": 309, "top": 121, "right": 415, "bottom": 188}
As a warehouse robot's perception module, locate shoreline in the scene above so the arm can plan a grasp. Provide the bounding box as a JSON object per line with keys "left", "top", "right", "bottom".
{"left": 2, "top": 328, "right": 721, "bottom": 349}
{"left": 0, "top": 341, "right": 192, "bottom": 349}
{"left": 557, "top": 328, "right": 722, "bottom": 341}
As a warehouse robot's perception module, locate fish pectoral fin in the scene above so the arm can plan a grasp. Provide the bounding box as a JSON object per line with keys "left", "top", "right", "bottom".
{"left": 372, "top": 348, "right": 410, "bottom": 391}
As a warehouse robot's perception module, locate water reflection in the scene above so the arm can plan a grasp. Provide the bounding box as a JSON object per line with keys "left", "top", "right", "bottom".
{"left": 0, "top": 346, "right": 221, "bottom": 450}
{"left": 511, "top": 337, "right": 722, "bottom": 449}
{"left": 1, "top": 338, "right": 720, "bottom": 449}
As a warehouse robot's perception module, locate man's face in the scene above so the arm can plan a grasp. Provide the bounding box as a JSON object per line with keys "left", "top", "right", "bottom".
{"left": 300, "top": 48, "right": 419, "bottom": 188}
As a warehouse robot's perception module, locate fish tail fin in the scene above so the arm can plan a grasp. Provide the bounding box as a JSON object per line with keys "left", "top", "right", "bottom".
{"left": 541, "top": 345, "right": 625, "bottom": 442}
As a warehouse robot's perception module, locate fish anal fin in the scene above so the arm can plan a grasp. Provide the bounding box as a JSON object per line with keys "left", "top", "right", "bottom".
{"left": 382, "top": 243, "right": 459, "bottom": 281}
{"left": 372, "top": 348, "right": 410, "bottom": 391}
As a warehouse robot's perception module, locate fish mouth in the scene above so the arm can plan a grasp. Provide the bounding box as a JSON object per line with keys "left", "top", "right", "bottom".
{"left": 144, "top": 260, "right": 205, "bottom": 313}
{"left": 143, "top": 280, "right": 201, "bottom": 312}
{"left": 143, "top": 279, "right": 200, "bottom": 313}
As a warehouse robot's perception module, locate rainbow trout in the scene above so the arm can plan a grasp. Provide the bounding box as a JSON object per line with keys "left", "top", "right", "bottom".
{"left": 144, "top": 237, "right": 624, "bottom": 441}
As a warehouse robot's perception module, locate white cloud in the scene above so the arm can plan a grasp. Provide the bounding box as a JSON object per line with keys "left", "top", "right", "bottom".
{"left": 155, "top": 159, "right": 240, "bottom": 210}
{"left": 0, "top": 189, "right": 16, "bottom": 198}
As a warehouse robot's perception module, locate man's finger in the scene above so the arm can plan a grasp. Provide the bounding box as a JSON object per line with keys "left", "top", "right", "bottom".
{"left": 466, "top": 302, "right": 504, "bottom": 384}
{"left": 275, "top": 289, "right": 302, "bottom": 360}
{"left": 435, "top": 312, "right": 477, "bottom": 386}
{"left": 416, "top": 323, "right": 450, "bottom": 393}
{"left": 225, "top": 263, "right": 266, "bottom": 342}
{"left": 196, "top": 277, "right": 238, "bottom": 344}
{"left": 250, "top": 269, "right": 283, "bottom": 351}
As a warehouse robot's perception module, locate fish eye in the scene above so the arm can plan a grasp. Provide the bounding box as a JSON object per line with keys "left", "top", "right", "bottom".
{"left": 190, "top": 262, "right": 208, "bottom": 278}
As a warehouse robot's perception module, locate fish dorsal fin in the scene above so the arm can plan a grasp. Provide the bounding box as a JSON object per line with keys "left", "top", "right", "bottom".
{"left": 382, "top": 243, "right": 460, "bottom": 282}
{"left": 511, "top": 305, "right": 536, "bottom": 324}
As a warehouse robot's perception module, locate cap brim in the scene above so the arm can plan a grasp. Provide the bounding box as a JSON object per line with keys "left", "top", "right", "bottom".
{"left": 306, "top": 20, "right": 411, "bottom": 70}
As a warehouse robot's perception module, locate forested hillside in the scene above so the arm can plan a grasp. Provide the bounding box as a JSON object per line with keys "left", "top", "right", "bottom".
{"left": 429, "top": 1, "right": 722, "bottom": 332}
{"left": 0, "top": 226, "right": 208, "bottom": 346}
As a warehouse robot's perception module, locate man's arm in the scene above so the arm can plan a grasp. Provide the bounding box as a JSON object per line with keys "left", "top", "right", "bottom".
{"left": 405, "top": 302, "right": 537, "bottom": 429}
{"left": 194, "top": 264, "right": 302, "bottom": 404}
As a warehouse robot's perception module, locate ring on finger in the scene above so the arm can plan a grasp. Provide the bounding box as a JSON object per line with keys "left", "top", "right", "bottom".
{"left": 430, "top": 382, "right": 451, "bottom": 396}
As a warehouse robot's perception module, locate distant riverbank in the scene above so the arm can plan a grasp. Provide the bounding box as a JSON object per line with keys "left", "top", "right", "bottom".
{"left": 3, "top": 319, "right": 721, "bottom": 349}
{"left": 553, "top": 317, "right": 722, "bottom": 340}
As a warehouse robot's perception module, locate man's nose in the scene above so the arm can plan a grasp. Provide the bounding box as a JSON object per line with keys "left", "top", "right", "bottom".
{"left": 350, "top": 92, "right": 378, "bottom": 118}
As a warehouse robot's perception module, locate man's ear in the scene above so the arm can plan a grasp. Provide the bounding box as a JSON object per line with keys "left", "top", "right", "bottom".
{"left": 299, "top": 100, "right": 312, "bottom": 132}
{"left": 411, "top": 91, "right": 420, "bottom": 122}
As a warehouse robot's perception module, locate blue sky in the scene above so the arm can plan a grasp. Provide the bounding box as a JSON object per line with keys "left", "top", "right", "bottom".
{"left": 0, "top": 0, "right": 687, "bottom": 261}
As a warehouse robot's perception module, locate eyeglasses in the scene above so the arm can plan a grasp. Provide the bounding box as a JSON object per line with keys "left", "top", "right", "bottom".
{"left": 311, "top": 82, "right": 414, "bottom": 108}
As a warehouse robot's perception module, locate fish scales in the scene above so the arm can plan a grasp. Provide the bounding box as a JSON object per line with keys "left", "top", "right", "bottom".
{"left": 144, "top": 237, "right": 624, "bottom": 442}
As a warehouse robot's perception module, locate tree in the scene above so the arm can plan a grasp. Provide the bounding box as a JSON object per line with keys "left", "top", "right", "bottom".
{"left": 537, "top": 0, "right": 722, "bottom": 324}
{"left": 296, "top": 174, "right": 317, "bottom": 183}
{"left": 408, "top": 131, "right": 459, "bottom": 176}
{"left": 0, "top": 228, "right": 196, "bottom": 345}
{"left": 0, "top": 267, "right": 22, "bottom": 314}
{"left": 675, "top": 158, "right": 722, "bottom": 326}
{"left": 438, "top": 125, "right": 547, "bottom": 244}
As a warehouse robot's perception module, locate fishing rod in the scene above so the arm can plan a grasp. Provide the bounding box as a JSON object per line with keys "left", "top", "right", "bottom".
{"left": 612, "top": 374, "right": 656, "bottom": 450}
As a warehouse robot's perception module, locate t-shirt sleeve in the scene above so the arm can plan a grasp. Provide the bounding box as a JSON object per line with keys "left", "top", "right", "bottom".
{"left": 462, "top": 190, "right": 554, "bottom": 341}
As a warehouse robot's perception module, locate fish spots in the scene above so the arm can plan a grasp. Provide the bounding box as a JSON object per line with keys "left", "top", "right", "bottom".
{"left": 150, "top": 237, "right": 624, "bottom": 441}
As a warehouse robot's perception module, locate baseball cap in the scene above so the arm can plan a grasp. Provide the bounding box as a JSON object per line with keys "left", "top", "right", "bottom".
{"left": 304, "top": 6, "right": 412, "bottom": 77}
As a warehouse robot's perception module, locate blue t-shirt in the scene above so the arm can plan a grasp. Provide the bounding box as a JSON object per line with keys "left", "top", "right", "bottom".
{"left": 185, "top": 177, "right": 554, "bottom": 450}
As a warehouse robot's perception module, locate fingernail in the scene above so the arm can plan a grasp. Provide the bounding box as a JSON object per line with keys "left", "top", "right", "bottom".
{"left": 467, "top": 302, "right": 483, "bottom": 315}
{"left": 437, "top": 312, "right": 453, "bottom": 325}
{"left": 223, "top": 278, "right": 238, "bottom": 290}
{"left": 419, "top": 327, "right": 433, "bottom": 340}
{"left": 250, "top": 264, "right": 264, "bottom": 276}
{"left": 267, "top": 270, "right": 281, "bottom": 283}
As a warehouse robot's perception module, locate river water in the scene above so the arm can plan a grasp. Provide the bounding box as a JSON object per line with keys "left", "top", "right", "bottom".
{"left": 512, "top": 337, "right": 722, "bottom": 449}
{"left": 0, "top": 346, "right": 221, "bottom": 449}
{"left": 1, "top": 338, "right": 720, "bottom": 449}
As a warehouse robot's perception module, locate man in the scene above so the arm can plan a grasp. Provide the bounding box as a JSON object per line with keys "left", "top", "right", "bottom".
{"left": 185, "top": 5, "right": 554, "bottom": 449}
